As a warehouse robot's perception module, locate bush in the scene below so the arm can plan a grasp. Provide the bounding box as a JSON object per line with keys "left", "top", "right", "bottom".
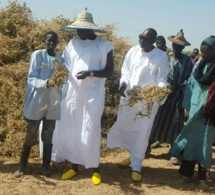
{"left": 0, "top": 0, "right": 36, "bottom": 65}
{"left": 0, "top": 62, "right": 28, "bottom": 157}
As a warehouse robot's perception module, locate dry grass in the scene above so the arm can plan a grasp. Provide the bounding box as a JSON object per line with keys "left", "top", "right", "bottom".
{"left": 126, "top": 85, "right": 172, "bottom": 118}
{"left": 0, "top": 62, "right": 28, "bottom": 157}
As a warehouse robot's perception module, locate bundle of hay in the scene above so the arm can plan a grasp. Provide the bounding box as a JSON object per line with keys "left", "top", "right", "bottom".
{"left": 41, "top": 58, "right": 68, "bottom": 92}
{"left": 126, "top": 85, "right": 172, "bottom": 118}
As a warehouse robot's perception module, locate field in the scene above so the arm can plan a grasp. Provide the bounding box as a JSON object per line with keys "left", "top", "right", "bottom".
{"left": 0, "top": 144, "right": 214, "bottom": 195}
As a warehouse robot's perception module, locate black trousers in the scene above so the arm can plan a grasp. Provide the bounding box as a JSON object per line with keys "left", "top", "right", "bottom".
{"left": 24, "top": 118, "right": 55, "bottom": 146}
{"left": 179, "top": 159, "right": 206, "bottom": 180}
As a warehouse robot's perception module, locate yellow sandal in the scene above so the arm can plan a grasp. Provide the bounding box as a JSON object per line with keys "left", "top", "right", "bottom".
{"left": 92, "top": 172, "right": 101, "bottom": 185}
{"left": 119, "top": 157, "right": 131, "bottom": 168}
{"left": 131, "top": 171, "right": 142, "bottom": 182}
{"left": 62, "top": 169, "right": 77, "bottom": 180}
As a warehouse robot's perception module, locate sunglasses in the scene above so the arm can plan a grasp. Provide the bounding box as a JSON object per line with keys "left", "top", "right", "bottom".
{"left": 139, "top": 34, "right": 153, "bottom": 42}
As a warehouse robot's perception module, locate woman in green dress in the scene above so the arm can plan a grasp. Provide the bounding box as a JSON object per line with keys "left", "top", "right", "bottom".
{"left": 170, "top": 35, "right": 215, "bottom": 192}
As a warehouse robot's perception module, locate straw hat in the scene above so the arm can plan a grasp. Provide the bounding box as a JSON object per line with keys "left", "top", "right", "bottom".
{"left": 168, "top": 29, "right": 191, "bottom": 46}
{"left": 61, "top": 10, "right": 106, "bottom": 33}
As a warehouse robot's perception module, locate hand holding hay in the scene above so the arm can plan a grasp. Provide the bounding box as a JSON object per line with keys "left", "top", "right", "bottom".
{"left": 126, "top": 85, "right": 172, "bottom": 118}
{"left": 41, "top": 58, "right": 68, "bottom": 108}
{"left": 41, "top": 58, "right": 68, "bottom": 91}
{"left": 47, "top": 58, "right": 68, "bottom": 90}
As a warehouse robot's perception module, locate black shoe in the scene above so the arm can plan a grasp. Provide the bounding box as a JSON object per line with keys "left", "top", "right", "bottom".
{"left": 14, "top": 145, "right": 31, "bottom": 178}
{"left": 42, "top": 144, "right": 53, "bottom": 177}
{"left": 42, "top": 167, "right": 51, "bottom": 177}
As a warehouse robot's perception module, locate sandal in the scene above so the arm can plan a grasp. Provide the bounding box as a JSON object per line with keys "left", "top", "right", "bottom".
{"left": 131, "top": 171, "right": 142, "bottom": 182}
{"left": 61, "top": 169, "right": 77, "bottom": 180}
{"left": 92, "top": 172, "right": 101, "bottom": 185}
{"left": 119, "top": 157, "right": 131, "bottom": 168}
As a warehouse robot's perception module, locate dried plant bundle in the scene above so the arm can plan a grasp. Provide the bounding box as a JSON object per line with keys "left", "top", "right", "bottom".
{"left": 40, "top": 58, "right": 68, "bottom": 109}
{"left": 126, "top": 85, "right": 172, "bottom": 118}
{"left": 41, "top": 58, "right": 68, "bottom": 91}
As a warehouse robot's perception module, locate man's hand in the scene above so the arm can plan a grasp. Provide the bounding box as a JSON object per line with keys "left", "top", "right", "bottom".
{"left": 75, "top": 71, "right": 90, "bottom": 80}
{"left": 119, "top": 83, "right": 127, "bottom": 97}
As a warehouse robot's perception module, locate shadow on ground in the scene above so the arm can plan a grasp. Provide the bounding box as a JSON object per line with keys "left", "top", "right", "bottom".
{"left": 0, "top": 154, "right": 214, "bottom": 195}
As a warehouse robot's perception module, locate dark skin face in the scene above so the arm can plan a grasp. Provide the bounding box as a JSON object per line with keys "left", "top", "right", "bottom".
{"left": 77, "top": 29, "right": 97, "bottom": 40}
{"left": 156, "top": 40, "right": 166, "bottom": 52}
{"left": 192, "top": 49, "right": 199, "bottom": 58}
{"left": 139, "top": 29, "right": 156, "bottom": 52}
{"left": 172, "top": 42, "right": 185, "bottom": 59}
{"left": 200, "top": 44, "right": 215, "bottom": 63}
{"left": 45, "top": 34, "right": 58, "bottom": 57}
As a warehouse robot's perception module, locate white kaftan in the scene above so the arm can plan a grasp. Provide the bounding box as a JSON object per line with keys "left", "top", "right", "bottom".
{"left": 107, "top": 46, "right": 169, "bottom": 161}
{"left": 46, "top": 36, "right": 113, "bottom": 168}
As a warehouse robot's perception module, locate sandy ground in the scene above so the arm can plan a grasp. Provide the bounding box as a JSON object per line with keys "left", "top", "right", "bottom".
{"left": 0, "top": 145, "right": 214, "bottom": 195}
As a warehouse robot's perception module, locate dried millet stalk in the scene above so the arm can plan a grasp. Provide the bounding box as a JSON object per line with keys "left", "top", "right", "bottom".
{"left": 41, "top": 58, "right": 68, "bottom": 92}
{"left": 41, "top": 58, "right": 68, "bottom": 107}
{"left": 126, "top": 85, "right": 172, "bottom": 118}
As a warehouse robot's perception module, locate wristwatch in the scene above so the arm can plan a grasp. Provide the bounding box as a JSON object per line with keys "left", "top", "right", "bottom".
{"left": 90, "top": 71, "right": 94, "bottom": 77}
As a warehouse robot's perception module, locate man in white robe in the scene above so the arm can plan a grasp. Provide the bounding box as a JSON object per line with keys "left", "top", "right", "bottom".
{"left": 107, "top": 28, "right": 169, "bottom": 181}
{"left": 44, "top": 10, "right": 114, "bottom": 185}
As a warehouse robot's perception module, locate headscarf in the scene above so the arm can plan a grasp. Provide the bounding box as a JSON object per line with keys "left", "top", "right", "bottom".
{"left": 203, "top": 35, "right": 215, "bottom": 50}
{"left": 195, "top": 35, "right": 215, "bottom": 124}
{"left": 194, "top": 35, "right": 215, "bottom": 86}
{"left": 194, "top": 60, "right": 215, "bottom": 86}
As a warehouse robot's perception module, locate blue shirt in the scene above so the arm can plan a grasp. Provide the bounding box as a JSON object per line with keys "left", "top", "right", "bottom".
{"left": 23, "top": 49, "right": 64, "bottom": 120}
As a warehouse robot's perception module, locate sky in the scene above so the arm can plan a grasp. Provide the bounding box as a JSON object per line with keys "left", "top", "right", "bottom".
{"left": 1, "top": 0, "right": 215, "bottom": 51}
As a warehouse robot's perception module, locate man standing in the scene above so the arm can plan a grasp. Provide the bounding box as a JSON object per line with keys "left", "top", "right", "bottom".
{"left": 156, "top": 35, "right": 171, "bottom": 54}
{"left": 47, "top": 10, "right": 114, "bottom": 185}
{"left": 14, "top": 31, "right": 64, "bottom": 178}
{"left": 107, "top": 28, "right": 169, "bottom": 181}
{"left": 150, "top": 30, "right": 193, "bottom": 165}
{"left": 190, "top": 48, "right": 200, "bottom": 67}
